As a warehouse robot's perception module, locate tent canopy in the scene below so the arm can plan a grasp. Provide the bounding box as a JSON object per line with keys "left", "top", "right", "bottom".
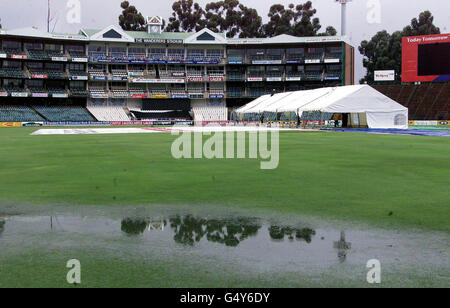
{"left": 235, "top": 85, "right": 409, "bottom": 129}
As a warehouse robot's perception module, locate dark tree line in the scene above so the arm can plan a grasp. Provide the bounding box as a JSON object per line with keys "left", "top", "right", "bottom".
{"left": 119, "top": 0, "right": 336, "bottom": 38}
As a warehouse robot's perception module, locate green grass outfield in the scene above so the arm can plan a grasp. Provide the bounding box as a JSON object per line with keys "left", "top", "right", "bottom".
{"left": 0, "top": 127, "right": 448, "bottom": 232}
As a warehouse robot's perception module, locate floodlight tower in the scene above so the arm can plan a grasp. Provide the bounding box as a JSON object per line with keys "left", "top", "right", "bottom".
{"left": 335, "top": 0, "right": 352, "bottom": 36}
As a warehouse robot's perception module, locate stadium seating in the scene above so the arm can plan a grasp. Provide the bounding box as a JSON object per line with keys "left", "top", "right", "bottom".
{"left": 27, "top": 49, "right": 50, "bottom": 60}
{"left": 111, "top": 69, "right": 128, "bottom": 80}
{"left": 0, "top": 105, "right": 44, "bottom": 122}
{"left": 374, "top": 83, "right": 450, "bottom": 120}
{"left": 68, "top": 50, "right": 86, "bottom": 58}
{"left": 89, "top": 69, "right": 107, "bottom": 79}
{"left": 33, "top": 105, "right": 95, "bottom": 122}
{"left": 70, "top": 87, "right": 88, "bottom": 97}
{"left": 110, "top": 86, "right": 129, "bottom": 98}
{"left": 87, "top": 106, "right": 130, "bottom": 121}
{"left": 0, "top": 67, "right": 26, "bottom": 78}
{"left": 192, "top": 106, "right": 228, "bottom": 121}
{"left": 128, "top": 85, "right": 147, "bottom": 97}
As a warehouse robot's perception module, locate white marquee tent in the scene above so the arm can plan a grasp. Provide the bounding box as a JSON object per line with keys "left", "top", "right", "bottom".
{"left": 235, "top": 85, "right": 409, "bottom": 129}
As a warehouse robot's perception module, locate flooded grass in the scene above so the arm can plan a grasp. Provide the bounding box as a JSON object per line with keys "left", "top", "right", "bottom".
{"left": 0, "top": 206, "right": 448, "bottom": 287}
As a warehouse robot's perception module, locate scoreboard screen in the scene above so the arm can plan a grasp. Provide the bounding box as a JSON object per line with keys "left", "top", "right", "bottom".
{"left": 418, "top": 42, "right": 450, "bottom": 76}
{"left": 402, "top": 34, "right": 450, "bottom": 82}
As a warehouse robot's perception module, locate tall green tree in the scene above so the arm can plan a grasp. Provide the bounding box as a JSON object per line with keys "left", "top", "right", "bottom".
{"left": 165, "top": 0, "right": 206, "bottom": 32}
{"left": 263, "top": 2, "right": 334, "bottom": 37}
{"left": 118, "top": 1, "right": 146, "bottom": 31}
{"left": 204, "top": 0, "right": 263, "bottom": 38}
{"left": 359, "top": 11, "right": 441, "bottom": 83}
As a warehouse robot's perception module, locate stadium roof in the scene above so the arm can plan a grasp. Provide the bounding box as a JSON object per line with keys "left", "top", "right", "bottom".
{"left": 0, "top": 25, "right": 351, "bottom": 46}
{"left": 235, "top": 85, "right": 408, "bottom": 129}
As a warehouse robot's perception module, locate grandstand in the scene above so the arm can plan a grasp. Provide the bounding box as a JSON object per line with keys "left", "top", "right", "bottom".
{"left": 373, "top": 83, "right": 449, "bottom": 120}
{"left": 4, "top": 22, "right": 445, "bottom": 125}
{"left": 87, "top": 106, "right": 130, "bottom": 121}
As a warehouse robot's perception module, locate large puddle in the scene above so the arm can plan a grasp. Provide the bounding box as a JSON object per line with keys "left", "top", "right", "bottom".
{"left": 1, "top": 212, "right": 448, "bottom": 265}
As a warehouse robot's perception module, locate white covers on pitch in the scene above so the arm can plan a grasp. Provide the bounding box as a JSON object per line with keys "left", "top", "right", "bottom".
{"left": 235, "top": 85, "right": 409, "bottom": 129}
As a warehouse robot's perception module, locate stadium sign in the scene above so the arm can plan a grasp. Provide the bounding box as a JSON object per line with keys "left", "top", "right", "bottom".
{"left": 227, "top": 61, "right": 243, "bottom": 65}
{"left": 52, "top": 56, "right": 68, "bottom": 62}
{"left": 31, "top": 74, "right": 48, "bottom": 79}
{"left": 130, "top": 77, "right": 185, "bottom": 84}
{"left": 152, "top": 95, "right": 169, "bottom": 99}
{"left": 32, "top": 93, "right": 49, "bottom": 98}
{"left": 72, "top": 57, "right": 88, "bottom": 63}
{"left": 92, "top": 76, "right": 108, "bottom": 81}
{"left": 134, "top": 38, "right": 184, "bottom": 44}
{"left": 324, "top": 58, "right": 340, "bottom": 63}
{"left": 286, "top": 60, "right": 304, "bottom": 64}
{"left": 325, "top": 76, "right": 341, "bottom": 80}
{"left": 208, "top": 76, "right": 224, "bottom": 82}
{"left": 266, "top": 77, "right": 282, "bottom": 82}
{"left": 374, "top": 70, "right": 395, "bottom": 81}
{"left": 402, "top": 33, "right": 450, "bottom": 82}
{"left": 0, "top": 122, "right": 21, "bottom": 127}
{"left": 438, "top": 121, "right": 450, "bottom": 127}
{"left": 131, "top": 94, "right": 148, "bottom": 98}
{"left": 187, "top": 77, "right": 204, "bottom": 82}
{"left": 10, "top": 54, "right": 27, "bottom": 59}
{"left": 172, "top": 94, "right": 189, "bottom": 99}
{"left": 91, "top": 94, "right": 109, "bottom": 98}
{"left": 11, "top": 92, "right": 28, "bottom": 97}
{"left": 305, "top": 59, "right": 321, "bottom": 64}
{"left": 71, "top": 76, "right": 88, "bottom": 81}
{"left": 247, "top": 77, "right": 263, "bottom": 82}
{"left": 286, "top": 77, "right": 301, "bottom": 81}
{"left": 209, "top": 94, "right": 225, "bottom": 99}
{"left": 252, "top": 60, "right": 282, "bottom": 65}
{"left": 0, "top": 91, "right": 8, "bottom": 97}
{"left": 52, "top": 93, "right": 68, "bottom": 98}
{"left": 0, "top": 53, "right": 6, "bottom": 58}
{"left": 21, "top": 122, "right": 43, "bottom": 127}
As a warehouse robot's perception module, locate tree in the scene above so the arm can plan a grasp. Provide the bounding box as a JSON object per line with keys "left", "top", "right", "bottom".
{"left": 291, "top": 1, "right": 322, "bottom": 36}
{"left": 359, "top": 11, "right": 441, "bottom": 83}
{"left": 204, "top": 0, "right": 263, "bottom": 38}
{"left": 262, "top": 1, "right": 333, "bottom": 37}
{"left": 165, "top": 0, "right": 206, "bottom": 32}
{"left": 263, "top": 4, "right": 296, "bottom": 37}
{"left": 118, "top": 1, "right": 146, "bottom": 31}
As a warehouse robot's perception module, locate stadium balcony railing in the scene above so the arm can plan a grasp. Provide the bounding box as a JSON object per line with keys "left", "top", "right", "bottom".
{"left": 0, "top": 105, "right": 45, "bottom": 122}
{"left": 286, "top": 55, "right": 305, "bottom": 63}
{"left": 6, "top": 86, "right": 29, "bottom": 95}
{"left": 305, "top": 53, "right": 323, "bottom": 62}
{"left": 68, "top": 51, "right": 87, "bottom": 58}
{"left": 47, "top": 87, "right": 68, "bottom": 96}
{"left": 27, "top": 49, "right": 51, "bottom": 60}
{"left": 29, "top": 68, "right": 67, "bottom": 79}
{"left": 227, "top": 72, "right": 245, "bottom": 81}
{"left": 226, "top": 88, "right": 244, "bottom": 98}
{"left": 0, "top": 67, "right": 26, "bottom": 78}
{"left": 111, "top": 88, "right": 130, "bottom": 98}
{"left": 47, "top": 50, "right": 66, "bottom": 58}
{"left": 68, "top": 70, "right": 88, "bottom": 77}
{"left": 5, "top": 48, "right": 26, "bottom": 57}
{"left": 227, "top": 55, "right": 244, "bottom": 64}
{"left": 324, "top": 53, "right": 342, "bottom": 61}
{"left": 324, "top": 70, "right": 342, "bottom": 80}
{"left": 303, "top": 72, "right": 323, "bottom": 81}
{"left": 69, "top": 88, "right": 88, "bottom": 97}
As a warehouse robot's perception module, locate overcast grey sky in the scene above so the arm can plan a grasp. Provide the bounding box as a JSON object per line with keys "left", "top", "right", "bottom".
{"left": 0, "top": 0, "right": 449, "bottom": 81}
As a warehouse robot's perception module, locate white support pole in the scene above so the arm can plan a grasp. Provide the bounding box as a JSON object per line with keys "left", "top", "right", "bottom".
{"left": 341, "top": 2, "right": 347, "bottom": 36}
